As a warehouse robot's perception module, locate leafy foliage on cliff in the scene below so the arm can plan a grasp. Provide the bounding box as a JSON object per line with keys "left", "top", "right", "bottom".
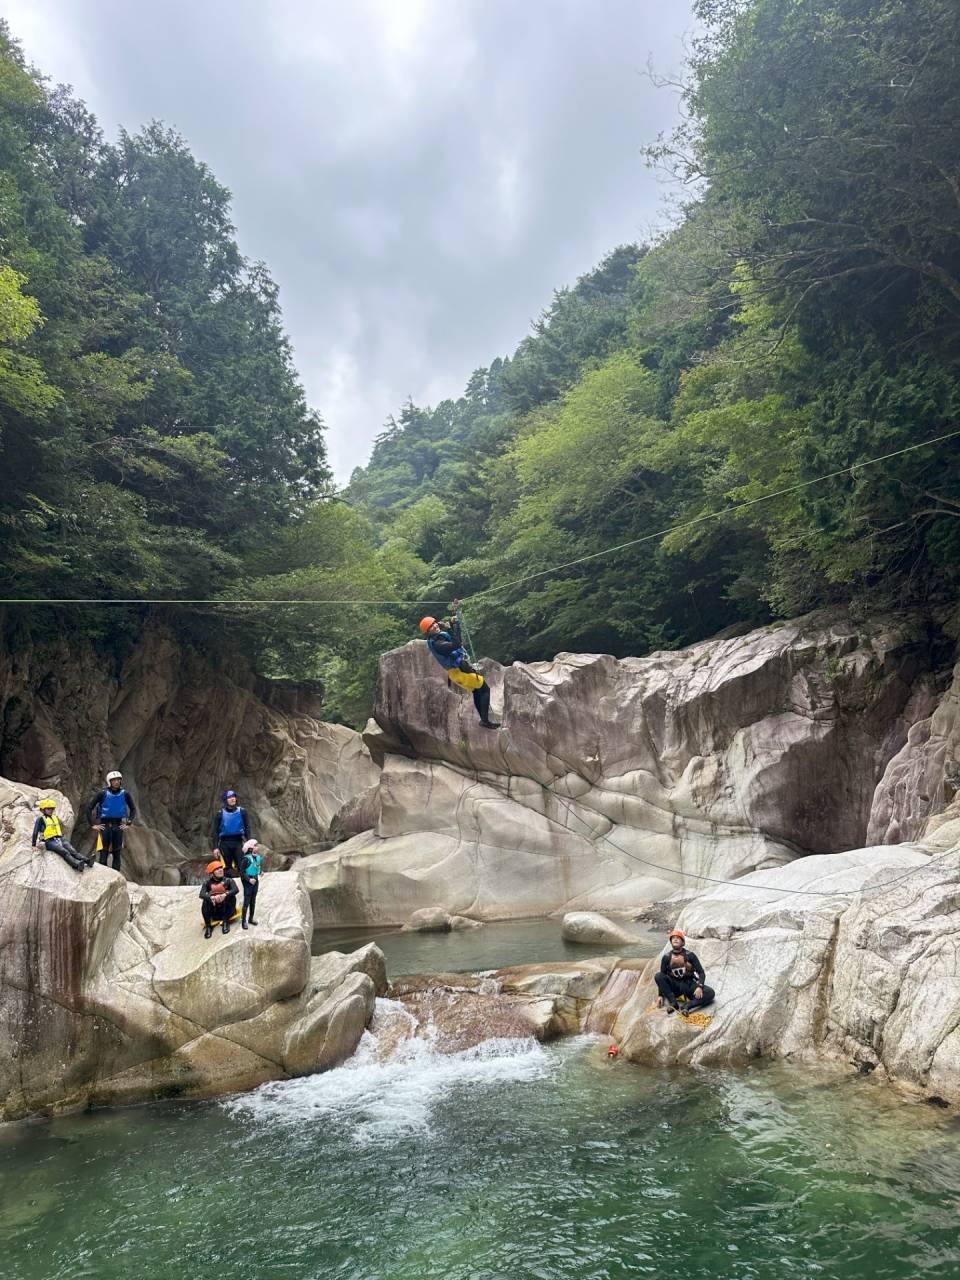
{"left": 349, "top": 0, "right": 960, "bottom": 669}
{"left": 0, "top": 24, "right": 394, "bottom": 720}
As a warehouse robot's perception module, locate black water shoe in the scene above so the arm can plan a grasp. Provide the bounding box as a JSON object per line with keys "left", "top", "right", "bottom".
{"left": 241, "top": 918, "right": 248, "bottom": 930}
{"left": 479, "top": 719, "right": 500, "bottom": 730}
{"left": 204, "top": 925, "right": 213, "bottom": 939}
{"left": 248, "top": 918, "right": 258, "bottom": 926}
{"left": 222, "top": 921, "right": 230, "bottom": 935}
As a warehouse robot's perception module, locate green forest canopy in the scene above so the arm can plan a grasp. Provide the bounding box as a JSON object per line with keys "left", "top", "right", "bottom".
{"left": 1, "top": 0, "right": 959, "bottom": 726}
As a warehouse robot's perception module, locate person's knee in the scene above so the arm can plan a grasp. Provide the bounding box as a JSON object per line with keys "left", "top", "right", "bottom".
{"left": 654, "top": 972, "right": 669, "bottom": 993}
{"left": 699, "top": 985, "right": 715, "bottom": 1006}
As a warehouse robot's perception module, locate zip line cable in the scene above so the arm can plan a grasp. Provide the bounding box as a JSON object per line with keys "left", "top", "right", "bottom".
{"left": 2, "top": 426, "right": 959, "bottom": 609}
{"left": 461, "top": 425, "right": 960, "bottom": 605}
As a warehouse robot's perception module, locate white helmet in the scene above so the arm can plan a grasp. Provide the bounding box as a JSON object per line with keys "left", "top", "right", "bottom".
{"left": 106, "top": 770, "right": 123, "bottom": 783}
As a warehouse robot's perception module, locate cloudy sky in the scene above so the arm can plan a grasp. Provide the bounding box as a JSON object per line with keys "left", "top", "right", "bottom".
{"left": 5, "top": 0, "right": 695, "bottom": 481}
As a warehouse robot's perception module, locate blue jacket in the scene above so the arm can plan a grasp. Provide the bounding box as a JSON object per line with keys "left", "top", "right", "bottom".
{"left": 427, "top": 616, "right": 466, "bottom": 671}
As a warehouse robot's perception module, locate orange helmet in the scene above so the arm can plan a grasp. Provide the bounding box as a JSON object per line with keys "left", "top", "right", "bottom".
{"left": 206, "top": 860, "right": 223, "bottom": 874}
{"left": 418, "top": 616, "right": 436, "bottom": 634}
{"left": 669, "top": 928, "right": 685, "bottom": 942}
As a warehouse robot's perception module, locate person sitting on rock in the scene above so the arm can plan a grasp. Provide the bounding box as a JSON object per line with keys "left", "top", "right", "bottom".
{"left": 200, "top": 860, "right": 239, "bottom": 938}
{"left": 32, "top": 797, "right": 93, "bottom": 873}
{"left": 418, "top": 599, "right": 499, "bottom": 729}
{"left": 85, "top": 770, "right": 137, "bottom": 872}
{"left": 654, "top": 928, "right": 714, "bottom": 1015}
{"left": 212, "top": 789, "right": 250, "bottom": 877}
{"left": 240, "top": 838, "right": 262, "bottom": 930}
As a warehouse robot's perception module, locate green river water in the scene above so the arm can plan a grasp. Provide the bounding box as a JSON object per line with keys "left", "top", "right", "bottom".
{"left": 2, "top": 1031, "right": 959, "bottom": 1280}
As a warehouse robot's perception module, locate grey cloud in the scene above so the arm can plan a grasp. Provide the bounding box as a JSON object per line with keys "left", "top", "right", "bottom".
{"left": 6, "top": 0, "right": 695, "bottom": 479}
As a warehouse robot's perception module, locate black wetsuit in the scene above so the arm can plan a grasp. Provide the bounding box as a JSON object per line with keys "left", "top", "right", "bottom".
{"left": 211, "top": 806, "right": 250, "bottom": 877}
{"left": 85, "top": 788, "right": 137, "bottom": 871}
{"left": 31, "top": 816, "right": 88, "bottom": 871}
{"left": 429, "top": 616, "right": 494, "bottom": 725}
{"left": 240, "top": 851, "right": 261, "bottom": 926}
{"left": 199, "top": 873, "right": 239, "bottom": 928}
{"left": 655, "top": 947, "right": 715, "bottom": 1012}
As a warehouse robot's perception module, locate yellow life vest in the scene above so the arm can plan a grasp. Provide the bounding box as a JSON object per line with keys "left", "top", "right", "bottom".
{"left": 41, "top": 813, "right": 63, "bottom": 840}
{"left": 447, "top": 668, "right": 484, "bottom": 692}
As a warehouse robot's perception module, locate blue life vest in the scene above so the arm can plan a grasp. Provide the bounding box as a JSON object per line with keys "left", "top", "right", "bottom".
{"left": 243, "top": 852, "right": 262, "bottom": 878}
{"left": 100, "top": 788, "right": 128, "bottom": 820}
{"left": 219, "top": 807, "right": 245, "bottom": 837}
{"left": 427, "top": 630, "right": 465, "bottom": 671}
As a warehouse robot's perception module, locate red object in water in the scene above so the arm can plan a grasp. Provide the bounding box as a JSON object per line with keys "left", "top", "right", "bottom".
{"left": 607, "top": 1044, "right": 619, "bottom": 1057}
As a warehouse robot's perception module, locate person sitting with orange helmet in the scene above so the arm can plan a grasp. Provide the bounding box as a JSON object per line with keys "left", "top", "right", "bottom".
{"left": 199, "top": 860, "right": 239, "bottom": 938}
{"left": 654, "top": 928, "right": 715, "bottom": 1015}
{"left": 418, "top": 600, "right": 498, "bottom": 729}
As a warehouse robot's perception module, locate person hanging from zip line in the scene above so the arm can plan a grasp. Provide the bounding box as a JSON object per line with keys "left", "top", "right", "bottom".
{"left": 212, "top": 788, "right": 251, "bottom": 878}
{"left": 654, "top": 928, "right": 715, "bottom": 1016}
{"left": 32, "top": 797, "right": 94, "bottom": 872}
{"left": 85, "top": 770, "right": 137, "bottom": 872}
{"left": 418, "top": 598, "right": 499, "bottom": 729}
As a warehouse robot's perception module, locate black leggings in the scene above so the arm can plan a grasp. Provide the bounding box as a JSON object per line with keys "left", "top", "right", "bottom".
{"left": 218, "top": 836, "right": 244, "bottom": 876}
{"left": 655, "top": 971, "right": 715, "bottom": 1011}
{"left": 473, "top": 681, "right": 492, "bottom": 723}
{"left": 242, "top": 876, "right": 259, "bottom": 921}
{"left": 99, "top": 819, "right": 124, "bottom": 871}
{"left": 202, "top": 892, "right": 238, "bottom": 925}
{"left": 45, "top": 837, "right": 87, "bottom": 871}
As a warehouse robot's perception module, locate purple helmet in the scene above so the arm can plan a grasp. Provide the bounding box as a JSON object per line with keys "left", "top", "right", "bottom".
{"left": 222, "top": 789, "right": 237, "bottom": 802}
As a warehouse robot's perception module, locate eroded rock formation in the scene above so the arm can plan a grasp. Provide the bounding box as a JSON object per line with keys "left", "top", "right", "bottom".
{"left": 302, "top": 610, "right": 940, "bottom": 924}
{"left": 610, "top": 841, "right": 960, "bottom": 1103}
{"left": 0, "top": 778, "right": 385, "bottom": 1121}
{"left": 0, "top": 623, "right": 378, "bottom": 883}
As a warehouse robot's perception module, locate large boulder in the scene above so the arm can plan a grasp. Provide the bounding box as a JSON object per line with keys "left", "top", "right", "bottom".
{"left": 303, "top": 611, "right": 938, "bottom": 923}
{"left": 610, "top": 842, "right": 960, "bottom": 1102}
{"left": 561, "top": 912, "right": 637, "bottom": 946}
{"left": 0, "top": 778, "right": 384, "bottom": 1119}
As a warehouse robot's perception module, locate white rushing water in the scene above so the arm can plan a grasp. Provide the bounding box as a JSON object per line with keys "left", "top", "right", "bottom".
{"left": 224, "top": 998, "right": 561, "bottom": 1145}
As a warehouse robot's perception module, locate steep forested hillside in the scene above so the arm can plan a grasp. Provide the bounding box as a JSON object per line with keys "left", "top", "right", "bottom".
{"left": 0, "top": 22, "right": 396, "bottom": 716}
{"left": 2, "top": 0, "right": 959, "bottom": 728}
{"left": 348, "top": 0, "right": 960, "bottom": 674}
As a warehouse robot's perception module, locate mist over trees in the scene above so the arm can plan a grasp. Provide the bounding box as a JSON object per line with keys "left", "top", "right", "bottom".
{"left": 2, "top": 0, "right": 958, "bottom": 725}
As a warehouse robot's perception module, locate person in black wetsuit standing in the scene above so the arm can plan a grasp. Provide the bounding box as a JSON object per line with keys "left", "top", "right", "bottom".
{"left": 86, "top": 770, "right": 137, "bottom": 872}
{"left": 417, "top": 600, "right": 498, "bottom": 728}
{"left": 654, "top": 928, "right": 715, "bottom": 1015}
{"left": 212, "top": 789, "right": 250, "bottom": 878}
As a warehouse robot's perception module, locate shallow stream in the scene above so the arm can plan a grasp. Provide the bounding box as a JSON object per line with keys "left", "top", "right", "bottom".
{"left": 3, "top": 1026, "right": 959, "bottom": 1279}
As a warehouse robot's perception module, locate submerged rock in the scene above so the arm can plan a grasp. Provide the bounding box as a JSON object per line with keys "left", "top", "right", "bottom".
{"left": 561, "top": 912, "right": 636, "bottom": 946}
{"left": 402, "top": 907, "right": 454, "bottom": 932}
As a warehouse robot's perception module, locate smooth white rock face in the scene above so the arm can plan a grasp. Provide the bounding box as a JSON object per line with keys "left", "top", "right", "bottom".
{"left": 612, "top": 844, "right": 960, "bottom": 1103}
{"left": 0, "top": 778, "right": 382, "bottom": 1120}
{"left": 304, "top": 611, "right": 933, "bottom": 924}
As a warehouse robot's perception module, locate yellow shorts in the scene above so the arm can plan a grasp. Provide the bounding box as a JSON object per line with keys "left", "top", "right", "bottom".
{"left": 447, "top": 668, "right": 484, "bottom": 692}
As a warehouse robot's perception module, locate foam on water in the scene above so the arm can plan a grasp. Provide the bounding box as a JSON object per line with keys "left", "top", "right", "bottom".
{"left": 224, "top": 998, "right": 558, "bottom": 1145}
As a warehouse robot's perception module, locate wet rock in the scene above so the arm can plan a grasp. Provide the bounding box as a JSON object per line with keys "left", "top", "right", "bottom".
{"left": 402, "top": 907, "right": 453, "bottom": 932}
{"left": 449, "top": 914, "right": 483, "bottom": 930}
{"left": 561, "top": 912, "right": 636, "bottom": 946}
